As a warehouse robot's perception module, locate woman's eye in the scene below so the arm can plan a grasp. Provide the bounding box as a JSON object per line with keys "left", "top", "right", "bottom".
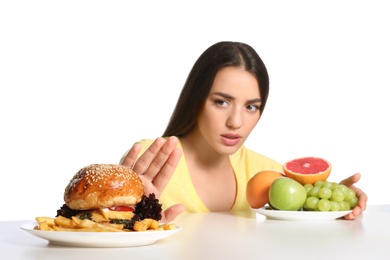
{"left": 216, "top": 100, "right": 228, "bottom": 107}
{"left": 247, "top": 104, "right": 260, "bottom": 112}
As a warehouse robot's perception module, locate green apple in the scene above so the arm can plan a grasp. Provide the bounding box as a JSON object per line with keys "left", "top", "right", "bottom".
{"left": 269, "top": 177, "right": 307, "bottom": 211}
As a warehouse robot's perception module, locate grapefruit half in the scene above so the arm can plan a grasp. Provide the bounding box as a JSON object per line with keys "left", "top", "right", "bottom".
{"left": 246, "top": 170, "right": 284, "bottom": 209}
{"left": 283, "top": 157, "right": 331, "bottom": 185}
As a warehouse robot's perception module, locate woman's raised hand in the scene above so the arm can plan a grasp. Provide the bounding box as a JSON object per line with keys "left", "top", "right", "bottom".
{"left": 121, "top": 136, "right": 184, "bottom": 222}
{"left": 121, "top": 136, "right": 182, "bottom": 198}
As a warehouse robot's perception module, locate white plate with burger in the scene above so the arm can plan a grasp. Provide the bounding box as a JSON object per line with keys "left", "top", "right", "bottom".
{"left": 254, "top": 206, "right": 352, "bottom": 221}
{"left": 21, "top": 164, "right": 181, "bottom": 247}
{"left": 21, "top": 221, "right": 181, "bottom": 247}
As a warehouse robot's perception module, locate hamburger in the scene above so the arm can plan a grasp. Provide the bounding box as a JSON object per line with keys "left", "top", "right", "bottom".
{"left": 56, "top": 164, "right": 162, "bottom": 230}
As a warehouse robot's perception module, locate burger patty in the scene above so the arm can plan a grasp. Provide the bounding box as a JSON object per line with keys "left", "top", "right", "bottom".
{"left": 56, "top": 193, "right": 162, "bottom": 230}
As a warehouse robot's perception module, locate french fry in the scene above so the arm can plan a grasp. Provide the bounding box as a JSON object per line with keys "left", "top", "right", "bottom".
{"left": 35, "top": 215, "right": 175, "bottom": 232}
{"left": 90, "top": 211, "right": 107, "bottom": 223}
{"left": 150, "top": 219, "right": 159, "bottom": 230}
{"left": 162, "top": 223, "right": 176, "bottom": 230}
{"left": 154, "top": 227, "right": 165, "bottom": 231}
{"left": 71, "top": 216, "right": 82, "bottom": 225}
{"left": 133, "top": 218, "right": 163, "bottom": 231}
{"left": 133, "top": 220, "right": 147, "bottom": 231}
{"left": 55, "top": 216, "right": 78, "bottom": 228}
{"left": 37, "top": 221, "right": 52, "bottom": 231}
{"left": 36, "top": 217, "right": 55, "bottom": 227}
{"left": 100, "top": 222, "right": 125, "bottom": 230}
{"left": 141, "top": 218, "right": 154, "bottom": 230}
{"left": 74, "top": 218, "right": 99, "bottom": 229}
{"left": 53, "top": 226, "right": 103, "bottom": 232}
{"left": 95, "top": 222, "right": 125, "bottom": 232}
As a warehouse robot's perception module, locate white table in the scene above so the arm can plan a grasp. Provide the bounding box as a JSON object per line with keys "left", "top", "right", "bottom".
{"left": 1, "top": 204, "right": 389, "bottom": 260}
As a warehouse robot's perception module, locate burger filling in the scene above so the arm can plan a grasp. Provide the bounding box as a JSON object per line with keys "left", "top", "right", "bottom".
{"left": 56, "top": 193, "right": 162, "bottom": 230}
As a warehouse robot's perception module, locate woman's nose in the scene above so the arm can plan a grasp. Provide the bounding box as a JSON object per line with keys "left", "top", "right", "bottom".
{"left": 226, "top": 108, "right": 243, "bottom": 129}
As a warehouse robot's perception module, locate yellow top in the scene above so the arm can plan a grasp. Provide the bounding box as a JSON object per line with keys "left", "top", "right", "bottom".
{"left": 122, "top": 139, "right": 283, "bottom": 212}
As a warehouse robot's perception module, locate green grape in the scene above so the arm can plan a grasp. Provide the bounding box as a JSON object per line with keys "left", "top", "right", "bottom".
{"left": 309, "top": 186, "right": 320, "bottom": 198}
{"left": 349, "top": 197, "right": 358, "bottom": 208}
{"left": 305, "top": 196, "right": 319, "bottom": 210}
{"left": 339, "top": 201, "right": 351, "bottom": 211}
{"left": 314, "top": 180, "right": 324, "bottom": 188}
{"left": 344, "top": 188, "right": 356, "bottom": 201}
{"left": 331, "top": 188, "right": 346, "bottom": 202}
{"left": 304, "top": 183, "right": 313, "bottom": 194}
{"left": 317, "top": 199, "right": 331, "bottom": 211}
{"left": 322, "top": 181, "right": 333, "bottom": 189}
{"left": 318, "top": 187, "right": 332, "bottom": 199}
{"left": 330, "top": 201, "right": 341, "bottom": 211}
{"left": 301, "top": 181, "right": 358, "bottom": 212}
{"left": 335, "top": 184, "right": 348, "bottom": 193}
{"left": 330, "top": 182, "right": 339, "bottom": 190}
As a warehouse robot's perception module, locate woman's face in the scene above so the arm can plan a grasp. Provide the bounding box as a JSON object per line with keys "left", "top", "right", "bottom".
{"left": 197, "top": 66, "right": 261, "bottom": 155}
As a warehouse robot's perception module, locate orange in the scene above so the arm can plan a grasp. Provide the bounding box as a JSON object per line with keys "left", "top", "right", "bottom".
{"left": 246, "top": 170, "right": 284, "bottom": 209}
{"left": 283, "top": 157, "right": 332, "bottom": 185}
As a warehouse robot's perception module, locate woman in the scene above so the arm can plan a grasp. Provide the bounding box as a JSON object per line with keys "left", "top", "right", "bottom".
{"left": 121, "top": 41, "right": 367, "bottom": 222}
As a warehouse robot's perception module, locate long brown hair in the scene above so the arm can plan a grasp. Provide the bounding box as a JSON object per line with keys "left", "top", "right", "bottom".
{"left": 163, "top": 41, "right": 269, "bottom": 137}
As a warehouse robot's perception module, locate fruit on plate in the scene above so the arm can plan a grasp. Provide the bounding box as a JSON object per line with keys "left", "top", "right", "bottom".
{"left": 303, "top": 180, "right": 358, "bottom": 211}
{"left": 246, "top": 170, "right": 284, "bottom": 208}
{"left": 283, "top": 157, "right": 331, "bottom": 185}
{"left": 269, "top": 177, "right": 307, "bottom": 211}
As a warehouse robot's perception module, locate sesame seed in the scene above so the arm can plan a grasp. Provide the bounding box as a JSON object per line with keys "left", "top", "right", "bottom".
{"left": 67, "top": 163, "right": 140, "bottom": 191}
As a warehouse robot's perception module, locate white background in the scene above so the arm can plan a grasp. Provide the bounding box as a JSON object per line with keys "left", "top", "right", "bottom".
{"left": 1, "top": 1, "right": 389, "bottom": 221}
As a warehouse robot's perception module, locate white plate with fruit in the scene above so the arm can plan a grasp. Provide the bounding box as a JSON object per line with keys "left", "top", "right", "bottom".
{"left": 247, "top": 157, "right": 357, "bottom": 221}
{"left": 254, "top": 206, "right": 352, "bottom": 221}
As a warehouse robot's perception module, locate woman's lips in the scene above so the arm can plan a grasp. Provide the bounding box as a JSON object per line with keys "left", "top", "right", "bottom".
{"left": 220, "top": 134, "right": 241, "bottom": 146}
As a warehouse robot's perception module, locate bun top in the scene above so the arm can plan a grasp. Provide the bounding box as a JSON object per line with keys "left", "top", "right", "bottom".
{"left": 64, "top": 164, "right": 144, "bottom": 210}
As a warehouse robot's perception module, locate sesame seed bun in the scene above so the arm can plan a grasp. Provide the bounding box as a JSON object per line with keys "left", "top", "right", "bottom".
{"left": 64, "top": 164, "right": 144, "bottom": 210}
